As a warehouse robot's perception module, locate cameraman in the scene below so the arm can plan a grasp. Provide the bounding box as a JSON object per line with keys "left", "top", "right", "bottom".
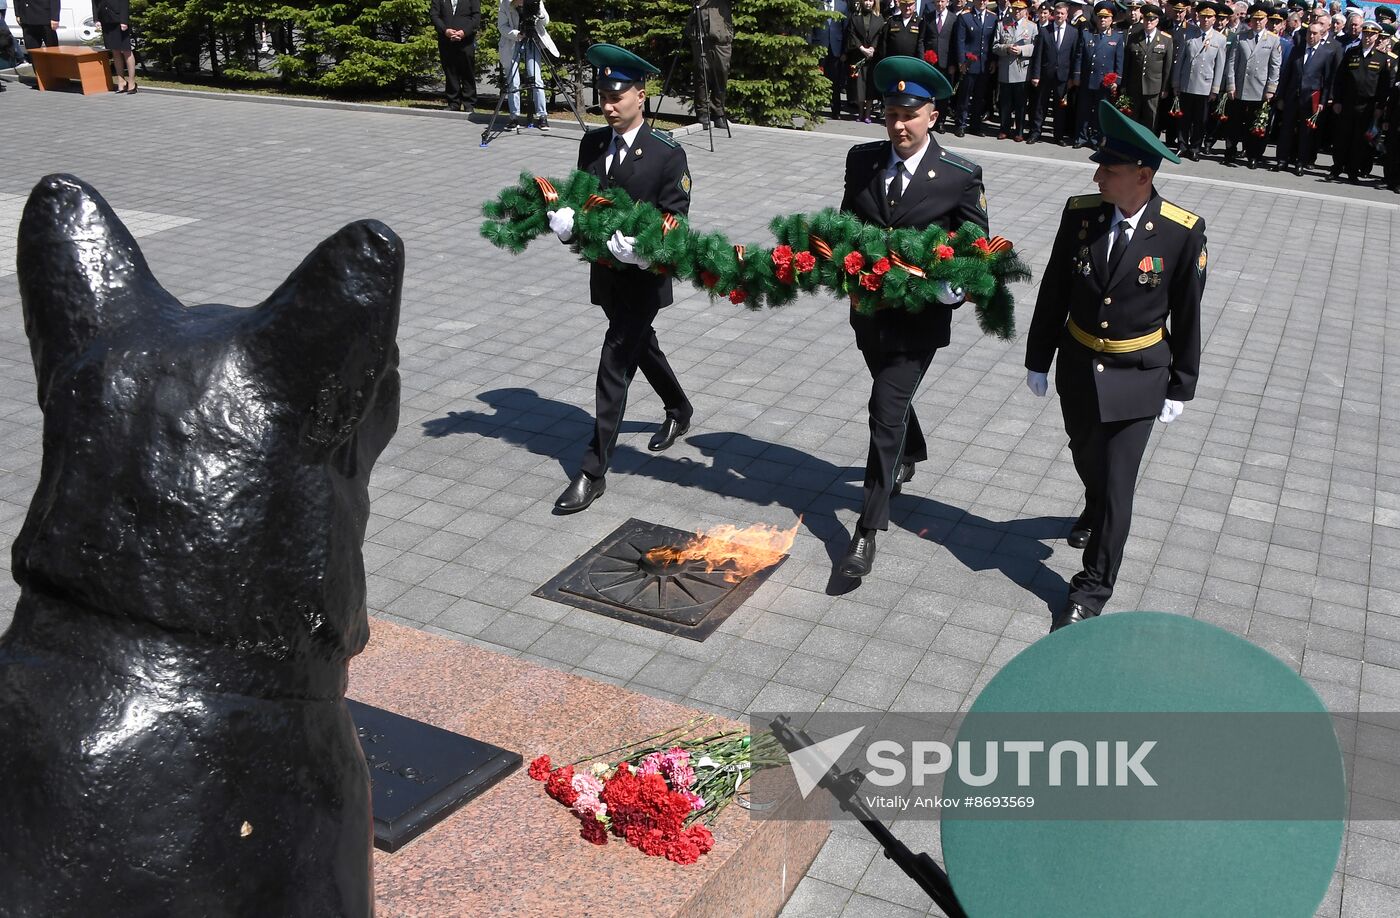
{"left": 498, "top": 0, "right": 559, "bottom": 130}
{"left": 687, "top": 0, "right": 734, "bottom": 128}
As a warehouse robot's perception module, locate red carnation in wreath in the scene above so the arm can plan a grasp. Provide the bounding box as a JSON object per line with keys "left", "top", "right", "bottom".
{"left": 972, "top": 237, "right": 993, "bottom": 255}
{"left": 871, "top": 257, "right": 891, "bottom": 276}
{"left": 859, "top": 272, "right": 884, "bottom": 291}
{"left": 794, "top": 251, "right": 817, "bottom": 273}
{"left": 771, "top": 245, "right": 793, "bottom": 266}
{"left": 934, "top": 244, "right": 955, "bottom": 260}
{"left": 730, "top": 288, "right": 748, "bottom": 305}
{"left": 843, "top": 251, "right": 866, "bottom": 275}
{"left": 700, "top": 270, "right": 720, "bottom": 289}
{"left": 776, "top": 263, "right": 795, "bottom": 284}
{"left": 923, "top": 50, "right": 939, "bottom": 66}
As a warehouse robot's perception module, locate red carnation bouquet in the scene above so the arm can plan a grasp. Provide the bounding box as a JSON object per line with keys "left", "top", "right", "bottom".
{"left": 1101, "top": 71, "right": 1119, "bottom": 94}
{"left": 1249, "top": 103, "right": 1270, "bottom": 138}
{"left": 1305, "top": 90, "right": 1322, "bottom": 130}
{"left": 1168, "top": 96, "right": 1183, "bottom": 119}
{"left": 1214, "top": 92, "right": 1230, "bottom": 123}
{"left": 924, "top": 49, "right": 940, "bottom": 66}
{"left": 529, "top": 717, "right": 786, "bottom": 864}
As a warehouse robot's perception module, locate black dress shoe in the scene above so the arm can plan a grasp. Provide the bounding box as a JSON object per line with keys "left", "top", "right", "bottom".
{"left": 839, "top": 530, "right": 876, "bottom": 579}
{"left": 953, "top": 127, "right": 966, "bottom": 137}
{"left": 1050, "top": 600, "right": 1098, "bottom": 632}
{"left": 554, "top": 473, "right": 605, "bottom": 513}
{"left": 648, "top": 417, "right": 690, "bottom": 452}
{"left": 891, "top": 461, "right": 915, "bottom": 495}
{"left": 1067, "top": 509, "right": 1092, "bottom": 549}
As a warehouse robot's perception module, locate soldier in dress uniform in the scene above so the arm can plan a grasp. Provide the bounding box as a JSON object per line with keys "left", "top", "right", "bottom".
{"left": 1329, "top": 20, "right": 1393, "bottom": 182}
{"left": 1124, "top": 3, "right": 1176, "bottom": 130}
{"left": 1173, "top": 0, "right": 1228, "bottom": 159}
{"left": 1161, "top": 0, "right": 1193, "bottom": 149}
{"left": 1072, "top": 1, "right": 1127, "bottom": 146}
{"left": 548, "top": 44, "right": 695, "bottom": 513}
{"left": 885, "top": 0, "right": 926, "bottom": 58}
{"left": 836, "top": 55, "right": 990, "bottom": 578}
{"left": 953, "top": 0, "right": 1002, "bottom": 134}
{"left": 1025, "top": 100, "right": 1206, "bottom": 631}
{"left": 995, "top": 0, "right": 1041, "bottom": 138}
{"left": 1221, "top": 4, "right": 1282, "bottom": 167}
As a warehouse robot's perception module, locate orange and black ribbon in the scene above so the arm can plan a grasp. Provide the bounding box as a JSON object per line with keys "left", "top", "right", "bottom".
{"left": 534, "top": 176, "right": 559, "bottom": 204}
{"left": 887, "top": 251, "right": 926, "bottom": 278}
{"left": 809, "top": 235, "right": 834, "bottom": 260}
{"left": 583, "top": 194, "right": 613, "bottom": 212}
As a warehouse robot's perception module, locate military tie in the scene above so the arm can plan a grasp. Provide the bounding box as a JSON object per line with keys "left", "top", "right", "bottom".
{"left": 607, "top": 136, "right": 628, "bottom": 184}
{"left": 1106, "top": 218, "right": 1132, "bottom": 277}
{"left": 888, "top": 161, "right": 907, "bottom": 215}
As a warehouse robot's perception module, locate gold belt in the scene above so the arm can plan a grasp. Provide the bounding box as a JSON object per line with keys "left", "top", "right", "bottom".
{"left": 1067, "top": 319, "right": 1164, "bottom": 354}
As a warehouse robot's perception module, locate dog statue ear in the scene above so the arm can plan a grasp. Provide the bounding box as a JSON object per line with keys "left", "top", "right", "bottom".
{"left": 247, "top": 219, "right": 404, "bottom": 454}
{"left": 18, "top": 174, "right": 180, "bottom": 405}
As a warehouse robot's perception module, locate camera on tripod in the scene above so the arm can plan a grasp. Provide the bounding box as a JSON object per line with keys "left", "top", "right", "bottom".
{"left": 518, "top": 0, "right": 541, "bottom": 25}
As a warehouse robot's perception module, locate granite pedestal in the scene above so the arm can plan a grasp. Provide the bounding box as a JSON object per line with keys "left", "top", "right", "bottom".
{"left": 350, "top": 619, "right": 828, "bottom": 917}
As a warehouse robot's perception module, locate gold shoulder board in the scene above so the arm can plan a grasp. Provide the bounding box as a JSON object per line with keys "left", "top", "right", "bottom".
{"left": 1160, "top": 201, "right": 1200, "bottom": 229}
{"left": 1067, "top": 193, "right": 1102, "bottom": 210}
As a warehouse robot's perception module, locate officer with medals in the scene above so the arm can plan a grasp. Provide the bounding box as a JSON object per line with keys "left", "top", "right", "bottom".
{"left": 836, "top": 55, "right": 990, "bottom": 579}
{"left": 1025, "top": 100, "right": 1207, "bottom": 631}
{"left": 548, "top": 44, "right": 695, "bottom": 513}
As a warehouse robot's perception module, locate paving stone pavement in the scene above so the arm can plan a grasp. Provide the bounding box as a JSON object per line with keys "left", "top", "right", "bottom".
{"left": 5, "top": 88, "right": 1400, "bottom": 918}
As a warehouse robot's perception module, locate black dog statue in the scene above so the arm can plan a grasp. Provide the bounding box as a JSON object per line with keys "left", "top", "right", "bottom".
{"left": 0, "top": 175, "right": 403, "bottom": 916}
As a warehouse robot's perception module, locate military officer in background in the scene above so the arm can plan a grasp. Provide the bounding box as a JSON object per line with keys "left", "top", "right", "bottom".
{"left": 885, "top": 0, "right": 926, "bottom": 58}
{"left": 1161, "top": 0, "right": 1193, "bottom": 149}
{"left": 1124, "top": 3, "right": 1175, "bottom": 130}
{"left": 995, "top": 0, "right": 1040, "bottom": 139}
{"left": 548, "top": 44, "right": 695, "bottom": 513}
{"left": 953, "top": 0, "right": 1002, "bottom": 134}
{"left": 1072, "top": 1, "right": 1127, "bottom": 147}
{"left": 1173, "top": 1, "right": 1228, "bottom": 159}
{"left": 1329, "top": 19, "right": 1393, "bottom": 183}
{"left": 1221, "top": 4, "right": 1281, "bottom": 167}
{"left": 836, "top": 55, "right": 990, "bottom": 579}
{"left": 1025, "top": 100, "right": 1206, "bottom": 631}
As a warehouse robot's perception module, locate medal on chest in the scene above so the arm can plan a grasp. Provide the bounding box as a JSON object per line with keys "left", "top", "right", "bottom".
{"left": 1137, "top": 255, "right": 1164, "bottom": 287}
{"left": 1076, "top": 245, "right": 1092, "bottom": 276}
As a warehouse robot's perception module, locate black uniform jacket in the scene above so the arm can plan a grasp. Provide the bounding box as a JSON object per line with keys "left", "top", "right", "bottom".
{"left": 579, "top": 124, "right": 692, "bottom": 310}
{"left": 1026, "top": 190, "right": 1206, "bottom": 423}
{"left": 14, "top": 0, "right": 62, "bottom": 25}
{"left": 840, "top": 138, "right": 989, "bottom": 353}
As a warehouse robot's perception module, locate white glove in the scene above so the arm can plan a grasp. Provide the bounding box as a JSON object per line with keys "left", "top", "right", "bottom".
{"left": 606, "top": 230, "right": 650, "bottom": 269}
{"left": 548, "top": 207, "right": 575, "bottom": 243}
{"left": 935, "top": 281, "right": 966, "bottom": 307}
{"left": 1026, "top": 370, "right": 1048, "bottom": 397}
{"left": 509, "top": 29, "right": 522, "bottom": 41}
{"left": 1158, "top": 399, "right": 1184, "bottom": 424}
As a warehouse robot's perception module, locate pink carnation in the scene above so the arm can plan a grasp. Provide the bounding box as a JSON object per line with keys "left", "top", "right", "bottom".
{"left": 682, "top": 790, "right": 705, "bottom": 812}
{"left": 637, "top": 752, "right": 665, "bottom": 776}
{"left": 571, "top": 772, "right": 605, "bottom": 798}
{"left": 666, "top": 762, "right": 697, "bottom": 790}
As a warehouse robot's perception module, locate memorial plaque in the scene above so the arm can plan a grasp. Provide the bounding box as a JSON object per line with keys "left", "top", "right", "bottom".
{"left": 349, "top": 701, "right": 521, "bottom": 852}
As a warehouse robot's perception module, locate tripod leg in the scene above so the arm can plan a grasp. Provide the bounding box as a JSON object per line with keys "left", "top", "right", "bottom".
{"left": 651, "top": 53, "right": 683, "bottom": 129}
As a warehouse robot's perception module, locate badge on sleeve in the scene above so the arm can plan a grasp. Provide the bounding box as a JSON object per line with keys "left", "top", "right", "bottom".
{"left": 979, "top": 191, "right": 988, "bottom": 214}
{"left": 679, "top": 171, "right": 692, "bottom": 196}
{"left": 1197, "top": 246, "right": 1208, "bottom": 274}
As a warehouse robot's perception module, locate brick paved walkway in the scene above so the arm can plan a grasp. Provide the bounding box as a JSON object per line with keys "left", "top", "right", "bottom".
{"left": 3, "top": 86, "right": 1398, "bottom": 917}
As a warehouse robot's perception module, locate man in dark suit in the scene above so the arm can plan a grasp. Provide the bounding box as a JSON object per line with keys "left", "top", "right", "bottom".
{"left": 1031, "top": 0, "right": 1083, "bottom": 142}
{"left": 1329, "top": 19, "right": 1392, "bottom": 182}
{"left": 953, "top": 0, "right": 1002, "bottom": 133}
{"left": 430, "top": 0, "right": 480, "bottom": 112}
{"left": 14, "top": 0, "right": 61, "bottom": 49}
{"left": 836, "top": 55, "right": 990, "bottom": 578}
{"left": 922, "top": 0, "right": 958, "bottom": 85}
{"left": 1273, "top": 19, "right": 1338, "bottom": 172}
{"left": 1025, "top": 100, "right": 1206, "bottom": 631}
{"left": 548, "top": 44, "right": 695, "bottom": 513}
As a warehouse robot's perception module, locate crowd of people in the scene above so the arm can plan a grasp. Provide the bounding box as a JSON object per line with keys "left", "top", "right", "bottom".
{"left": 813, "top": 0, "right": 1399, "bottom": 190}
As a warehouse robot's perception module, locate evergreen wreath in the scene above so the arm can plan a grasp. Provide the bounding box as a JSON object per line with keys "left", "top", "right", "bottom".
{"left": 481, "top": 170, "right": 1030, "bottom": 339}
